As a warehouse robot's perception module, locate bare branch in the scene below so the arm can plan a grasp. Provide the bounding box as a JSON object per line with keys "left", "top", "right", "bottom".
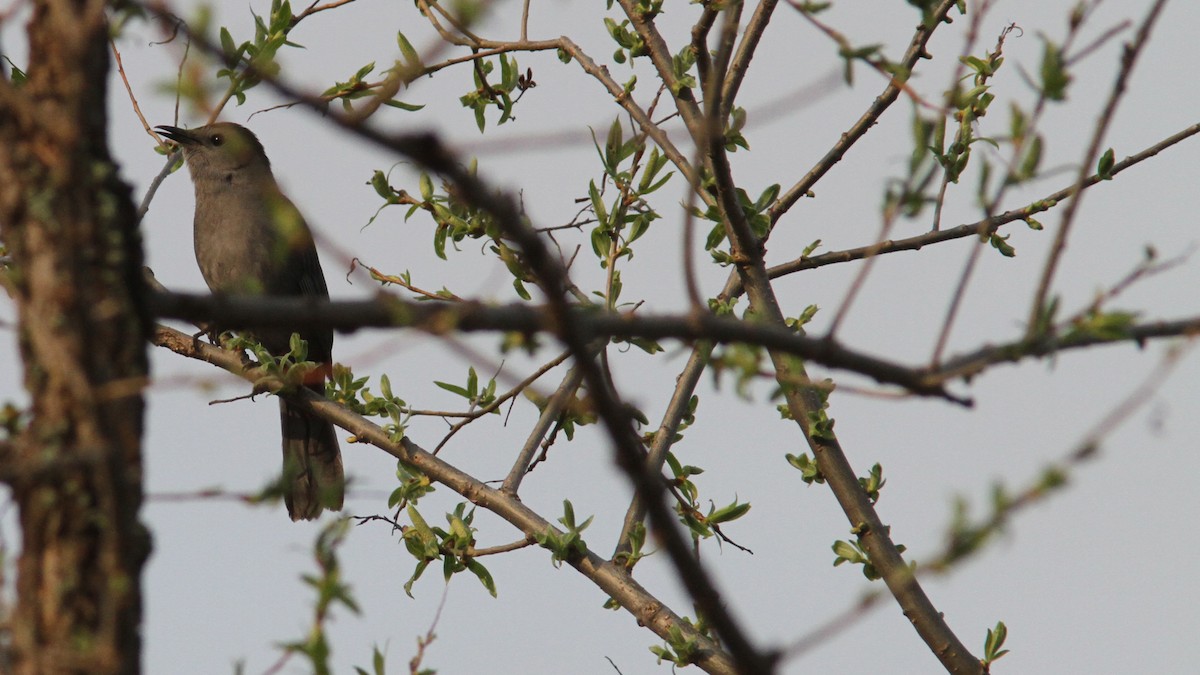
{"left": 501, "top": 365, "right": 584, "bottom": 494}
{"left": 761, "top": 120, "right": 1200, "bottom": 279}
{"left": 769, "top": 0, "right": 959, "bottom": 222}
{"left": 720, "top": 0, "right": 779, "bottom": 121}
{"left": 1026, "top": 0, "right": 1169, "bottom": 339}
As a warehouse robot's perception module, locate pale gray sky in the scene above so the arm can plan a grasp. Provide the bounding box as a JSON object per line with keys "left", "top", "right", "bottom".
{"left": 3, "top": 1, "right": 1199, "bottom": 673}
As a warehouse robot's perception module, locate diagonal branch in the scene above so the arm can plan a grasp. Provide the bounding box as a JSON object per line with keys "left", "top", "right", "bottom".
{"left": 614, "top": 0, "right": 706, "bottom": 137}
{"left": 769, "top": 0, "right": 958, "bottom": 223}
{"left": 150, "top": 323, "right": 741, "bottom": 674}
{"left": 720, "top": 0, "right": 779, "bottom": 122}
{"left": 761, "top": 120, "right": 1200, "bottom": 280}
{"left": 1025, "top": 0, "right": 1169, "bottom": 338}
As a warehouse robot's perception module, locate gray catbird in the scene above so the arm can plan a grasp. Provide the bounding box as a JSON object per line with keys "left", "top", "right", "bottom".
{"left": 157, "top": 122, "right": 344, "bottom": 521}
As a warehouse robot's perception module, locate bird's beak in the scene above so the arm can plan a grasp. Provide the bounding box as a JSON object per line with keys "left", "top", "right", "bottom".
{"left": 155, "top": 125, "right": 197, "bottom": 146}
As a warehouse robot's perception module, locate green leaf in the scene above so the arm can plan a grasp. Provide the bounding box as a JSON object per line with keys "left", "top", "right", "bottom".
{"left": 466, "top": 558, "right": 497, "bottom": 597}
{"left": 433, "top": 224, "right": 448, "bottom": 260}
{"left": 984, "top": 621, "right": 1011, "bottom": 664}
{"left": 396, "top": 31, "right": 423, "bottom": 70}
{"left": 588, "top": 179, "right": 609, "bottom": 230}
{"left": 383, "top": 99, "right": 424, "bottom": 111}
{"left": 604, "top": 119, "right": 623, "bottom": 171}
{"left": 988, "top": 232, "right": 1016, "bottom": 257}
{"left": 786, "top": 452, "right": 824, "bottom": 484}
{"left": 1016, "top": 134, "right": 1042, "bottom": 182}
{"left": 368, "top": 170, "right": 392, "bottom": 200}
{"left": 1039, "top": 40, "right": 1070, "bottom": 101}
{"left": 434, "top": 380, "right": 470, "bottom": 397}
{"left": 709, "top": 499, "right": 751, "bottom": 524}
{"left": 219, "top": 27, "right": 240, "bottom": 68}
{"left": 354, "top": 61, "right": 376, "bottom": 81}
{"left": 831, "top": 539, "right": 864, "bottom": 566}
{"left": 1097, "top": 147, "right": 1115, "bottom": 180}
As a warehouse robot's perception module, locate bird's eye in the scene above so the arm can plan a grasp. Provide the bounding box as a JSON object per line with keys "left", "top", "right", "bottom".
{"left": 210, "top": 134, "right": 224, "bottom": 146}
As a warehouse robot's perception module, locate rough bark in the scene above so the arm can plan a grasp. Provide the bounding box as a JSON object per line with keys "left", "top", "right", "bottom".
{"left": 0, "top": 0, "right": 150, "bottom": 672}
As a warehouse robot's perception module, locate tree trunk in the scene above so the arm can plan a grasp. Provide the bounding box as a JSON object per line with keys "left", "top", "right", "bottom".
{"left": 0, "top": 1, "right": 150, "bottom": 673}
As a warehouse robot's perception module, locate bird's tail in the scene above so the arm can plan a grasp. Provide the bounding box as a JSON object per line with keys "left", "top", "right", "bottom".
{"left": 279, "top": 387, "right": 344, "bottom": 520}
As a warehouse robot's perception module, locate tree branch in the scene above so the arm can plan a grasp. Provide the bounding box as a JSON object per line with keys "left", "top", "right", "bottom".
{"left": 1026, "top": 0, "right": 1169, "bottom": 338}
{"left": 769, "top": 0, "right": 958, "bottom": 223}
{"left": 151, "top": 323, "right": 742, "bottom": 675}
{"left": 148, "top": 289, "right": 966, "bottom": 401}
{"left": 761, "top": 120, "right": 1200, "bottom": 280}
{"left": 696, "top": 1, "right": 979, "bottom": 670}
{"left": 720, "top": 0, "right": 779, "bottom": 122}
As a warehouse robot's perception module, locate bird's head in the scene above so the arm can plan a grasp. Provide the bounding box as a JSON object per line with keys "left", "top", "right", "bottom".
{"left": 156, "top": 122, "right": 272, "bottom": 184}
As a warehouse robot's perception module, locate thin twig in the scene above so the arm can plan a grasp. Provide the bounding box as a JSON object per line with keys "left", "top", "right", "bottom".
{"left": 769, "top": 0, "right": 959, "bottom": 223}
{"left": 109, "top": 38, "right": 156, "bottom": 139}
{"left": 501, "top": 365, "right": 583, "bottom": 494}
{"left": 433, "top": 350, "right": 571, "bottom": 453}
{"left": 1026, "top": 0, "right": 1169, "bottom": 339}
{"left": 137, "top": 153, "right": 180, "bottom": 223}
{"left": 720, "top": 0, "right": 779, "bottom": 122}
{"left": 291, "top": 0, "right": 358, "bottom": 26}
{"left": 761, "top": 121, "right": 1200, "bottom": 280}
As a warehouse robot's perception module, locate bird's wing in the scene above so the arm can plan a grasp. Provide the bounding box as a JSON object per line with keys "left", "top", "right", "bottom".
{"left": 271, "top": 193, "right": 335, "bottom": 362}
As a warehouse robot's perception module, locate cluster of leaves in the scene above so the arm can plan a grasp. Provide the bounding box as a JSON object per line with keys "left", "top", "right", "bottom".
{"left": 366, "top": 163, "right": 546, "bottom": 300}
{"left": 699, "top": 183, "right": 779, "bottom": 266}
{"left": 389, "top": 460, "right": 436, "bottom": 510}
{"left": 535, "top": 499, "right": 593, "bottom": 567}
{"left": 0, "top": 400, "right": 25, "bottom": 441}
{"left": 328, "top": 367, "right": 410, "bottom": 442}
{"left": 401, "top": 503, "right": 496, "bottom": 597}
{"left": 459, "top": 54, "right": 535, "bottom": 132}
{"left": 335, "top": 31, "right": 423, "bottom": 110}
{"left": 664, "top": 451, "right": 751, "bottom": 547}
{"left": 801, "top": 380, "right": 836, "bottom": 443}
{"left": 983, "top": 621, "right": 1011, "bottom": 667}
{"left": 650, "top": 615, "right": 714, "bottom": 667}
{"left": 887, "top": 20, "right": 1077, "bottom": 261}
{"left": 640, "top": 394, "right": 699, "bottom": 447}
{"left": 940, "top": 467, "right": 1066, "bottom": 570}
{"left": 708, "top": 307, "right": 816, "bottom": 404}
{"left": 832, "top": 537, "right": 907, "bottom": 581}
{"left": 610, "top": 521, "right": 647, "bottom": 573}
{"left": 212, "top": 0, "right": 300, "bottom": 105}
{"left": 224, "top": 332, "right": 322, "bottom": 391}
{"left": 1062, "top": 307, "right": 1139, "bottom": 343}
{"left": 710, "top": 342, "right": 765, "bottom": 397}
{"left": 1028, "top": 292, "right": 1140, "bottom": 345}
{"left": 434, "top": 366, "right": 499, "bottom": 412}
{"left": 526, "top": 386, "right": 598, "bottom": 442}
{"left": 583, "top": 117, "right": 673, "bottom": 332}
{"left": 604, "top": 17, "right": 649, "bottom": 64}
